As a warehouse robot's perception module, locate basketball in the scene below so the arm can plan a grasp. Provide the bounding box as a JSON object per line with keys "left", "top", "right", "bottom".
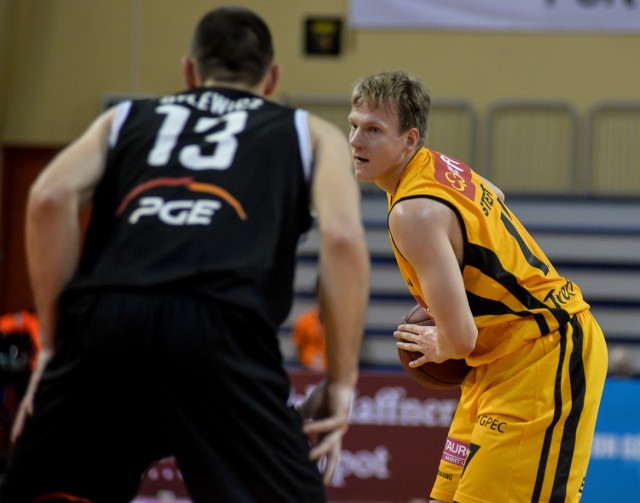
{"left": 397, "top": 304, "right": 471, "bottom": 389}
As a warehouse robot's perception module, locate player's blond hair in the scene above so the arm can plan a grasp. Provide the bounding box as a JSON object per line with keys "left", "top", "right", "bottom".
{"left": 351, "top": 71, "right": 431, "bottom": 146}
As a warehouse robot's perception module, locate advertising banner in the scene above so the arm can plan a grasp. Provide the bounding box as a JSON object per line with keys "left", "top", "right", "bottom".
{"left": 134, "top": 373, "right": 640, "bottom": 501}
{"left": 582, "top": 378, "right": 640, "bottom": 502}
{"left": 293, "top": 370, "right": 460, "bottom": 501}
{"left": 349, "top": 0, "right": 640, "bottom": 33}
{"left": 135, "top": 370, "right": 460, "bottom": 502}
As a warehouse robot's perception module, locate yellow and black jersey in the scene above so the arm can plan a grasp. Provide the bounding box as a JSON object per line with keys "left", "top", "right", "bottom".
{"left": 388, "top": 147, "right": 590, "bottom": 366}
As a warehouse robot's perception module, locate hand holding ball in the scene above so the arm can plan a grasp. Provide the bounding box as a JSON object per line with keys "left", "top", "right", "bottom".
{"left": 396, "top": 304, "right": 470, "bottom": 389}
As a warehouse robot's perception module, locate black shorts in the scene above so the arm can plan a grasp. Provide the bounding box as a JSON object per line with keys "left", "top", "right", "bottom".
{"left": 0, "top": 291, "right": 325, "bottom": 503}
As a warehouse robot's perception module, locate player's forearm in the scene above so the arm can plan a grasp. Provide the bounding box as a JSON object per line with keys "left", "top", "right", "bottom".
{"left": 26, "top": 184, "right": 82, "bottom": 351}
{"left": 318, "top": 224, "right": 369, "bottom": 387}
{"left": 431, "top": 309, "right": 477, "bottom": 360}
{"left": 436, "top": 328, "right": 477, "bottom": 360}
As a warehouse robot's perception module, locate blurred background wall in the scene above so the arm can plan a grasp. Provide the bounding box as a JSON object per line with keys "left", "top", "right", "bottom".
{"left": 1, "top": 0, "right": 639, "bottom": 351}
{"left": 0, "top": 2, "right": 639, "bottom": 500}
{"left": 1, "top": 0, "right": 639, "bottom": 144}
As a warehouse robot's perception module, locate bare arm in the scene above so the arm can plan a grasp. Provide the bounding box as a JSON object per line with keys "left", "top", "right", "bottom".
{"left": 299, "top": 114, "right": 370, "bottom": 483}
{"left": 311, "top": 114, "right": 369, "bottom": 389}
{"left": 390, "top": 198, "right": 477, "bottom": 363}
{"left": 12, "top": 108, "right": 115, "bottom": 442}
{"left": 27, "top": 108, "right": 114, "bottom": 350}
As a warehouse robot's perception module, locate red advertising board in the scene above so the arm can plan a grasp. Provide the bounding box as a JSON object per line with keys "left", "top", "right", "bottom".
{"left": 135, "top": 370, "right": 460, "bottom": 502}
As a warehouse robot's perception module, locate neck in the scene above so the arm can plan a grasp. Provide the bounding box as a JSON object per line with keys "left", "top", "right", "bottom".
{"left": 378, "top": 146, "right": 421, "bottom": 196}
{"left": 201, "top": 79, "right": 261, "bottom": 94}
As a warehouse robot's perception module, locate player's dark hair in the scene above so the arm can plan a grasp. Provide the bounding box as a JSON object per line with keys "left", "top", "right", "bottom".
{"left": 351, "top": 70, "right": 431, "bottom": 146}
{"left": 191, "top": 6, "right": 274, "bottom": 86}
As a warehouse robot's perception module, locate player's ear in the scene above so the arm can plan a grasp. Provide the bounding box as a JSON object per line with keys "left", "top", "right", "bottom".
{"left": 262, "top": 63, "right": 281, "bottom": 97}
{"left": 181, "top": 56, "right": 199, "bottom": 89}
{"left": 405, "top": 127, "right": 420, "bottom": 151}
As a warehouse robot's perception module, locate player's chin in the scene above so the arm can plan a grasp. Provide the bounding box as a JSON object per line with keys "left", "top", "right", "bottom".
{"left": 353, "top": 164, "right": 373, "bottom": 182}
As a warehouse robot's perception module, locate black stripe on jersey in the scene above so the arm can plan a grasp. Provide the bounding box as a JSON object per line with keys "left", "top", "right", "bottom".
{"left": 531, "top": 323, "right": 568, "bottom": 503}
{"left": 500, "top": 213, "right": 549, "bottom": 276}
{"left": 550, "top": 316, "right": 586, "bottom": 501}
{"left": 467, "top": 292, "right": 551, "bottom": 335}
{"left": 466, "top": 244, "right": 569, "bottom": 330}
{"left": 390, "top": 195, "right": 568, "bottom": 332}
{"left": 497, "top": 197, "right": 511, "bottom": 218}
{"left": 531, "top": 316, "right": 586, "bottom": 502}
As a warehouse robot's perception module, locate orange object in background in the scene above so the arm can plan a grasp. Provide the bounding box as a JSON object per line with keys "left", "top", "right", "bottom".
{"left": 0, "top": 310, "right": 40, "bottom": 370}
{"left": 292, "top": 306, "right": 326, "bottom": 371}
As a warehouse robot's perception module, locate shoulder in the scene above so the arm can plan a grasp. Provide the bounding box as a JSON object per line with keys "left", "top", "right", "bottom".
{"left": 390, "top": 197, "right": 455, "bottom": 236}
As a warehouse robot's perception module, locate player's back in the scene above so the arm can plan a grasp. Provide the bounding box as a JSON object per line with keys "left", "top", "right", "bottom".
{"left": 65, "top": 87, "right": 313, "bottom": 329}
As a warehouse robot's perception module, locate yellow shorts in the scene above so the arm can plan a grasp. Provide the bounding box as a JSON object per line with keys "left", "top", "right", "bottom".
{"left": 431, "top": 311, "right": 607, "bottom": 503}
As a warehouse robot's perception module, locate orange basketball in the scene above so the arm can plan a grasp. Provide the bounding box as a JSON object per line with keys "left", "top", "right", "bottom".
{"left": 397, "top": 304, "right": 470, "bottom": 389}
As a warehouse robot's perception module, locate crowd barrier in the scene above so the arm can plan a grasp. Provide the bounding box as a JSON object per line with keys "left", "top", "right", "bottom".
{"left": 285, "top": 95, "right": 640, "bottom": 196}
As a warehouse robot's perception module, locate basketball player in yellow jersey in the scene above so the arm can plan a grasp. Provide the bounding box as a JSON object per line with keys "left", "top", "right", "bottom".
{"left": 349, "top": 71, "right": 608, "bottom": 503}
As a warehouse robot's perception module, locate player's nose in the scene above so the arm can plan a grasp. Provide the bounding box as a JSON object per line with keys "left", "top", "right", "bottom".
{"left": 349, "top": 127, "right": 363, "bottom": 149}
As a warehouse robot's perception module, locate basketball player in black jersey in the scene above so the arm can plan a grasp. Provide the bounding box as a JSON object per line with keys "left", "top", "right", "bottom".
{"left": 0, "top": 7, "right": 369, "bottom": 503}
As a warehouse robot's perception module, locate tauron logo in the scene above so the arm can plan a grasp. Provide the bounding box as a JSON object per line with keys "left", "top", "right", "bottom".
{"left": 442, "top": 436, "right": 469, "bottom": 467}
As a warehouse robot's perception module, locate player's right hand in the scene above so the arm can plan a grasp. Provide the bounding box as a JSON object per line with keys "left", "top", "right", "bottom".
{"left": 10, "top": 349, "right": 53, "bottom": 443}
{"left": 298, "top": 379, "right": 354, "bottom": 485}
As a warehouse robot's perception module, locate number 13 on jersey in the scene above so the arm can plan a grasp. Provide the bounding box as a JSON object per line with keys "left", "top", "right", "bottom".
{"left": 147, "top": 104, "right": 248, "bottom": 171}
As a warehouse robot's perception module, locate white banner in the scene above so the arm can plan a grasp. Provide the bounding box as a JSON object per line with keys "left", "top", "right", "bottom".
{"left": 349, "top": 0, "right": 640, "bottom": 32}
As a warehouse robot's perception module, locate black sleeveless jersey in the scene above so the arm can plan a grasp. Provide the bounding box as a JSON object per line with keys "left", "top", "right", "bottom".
{"left": 64, "top": 87, "right": 313, "bottom": 330}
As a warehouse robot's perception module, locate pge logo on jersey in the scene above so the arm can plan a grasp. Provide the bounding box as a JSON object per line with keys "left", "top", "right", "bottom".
{"left": 128, "top": 197, "right": 221, "bottom": 225}
{"left": 115, "top": 176, "right": 247, "bottom": 225}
